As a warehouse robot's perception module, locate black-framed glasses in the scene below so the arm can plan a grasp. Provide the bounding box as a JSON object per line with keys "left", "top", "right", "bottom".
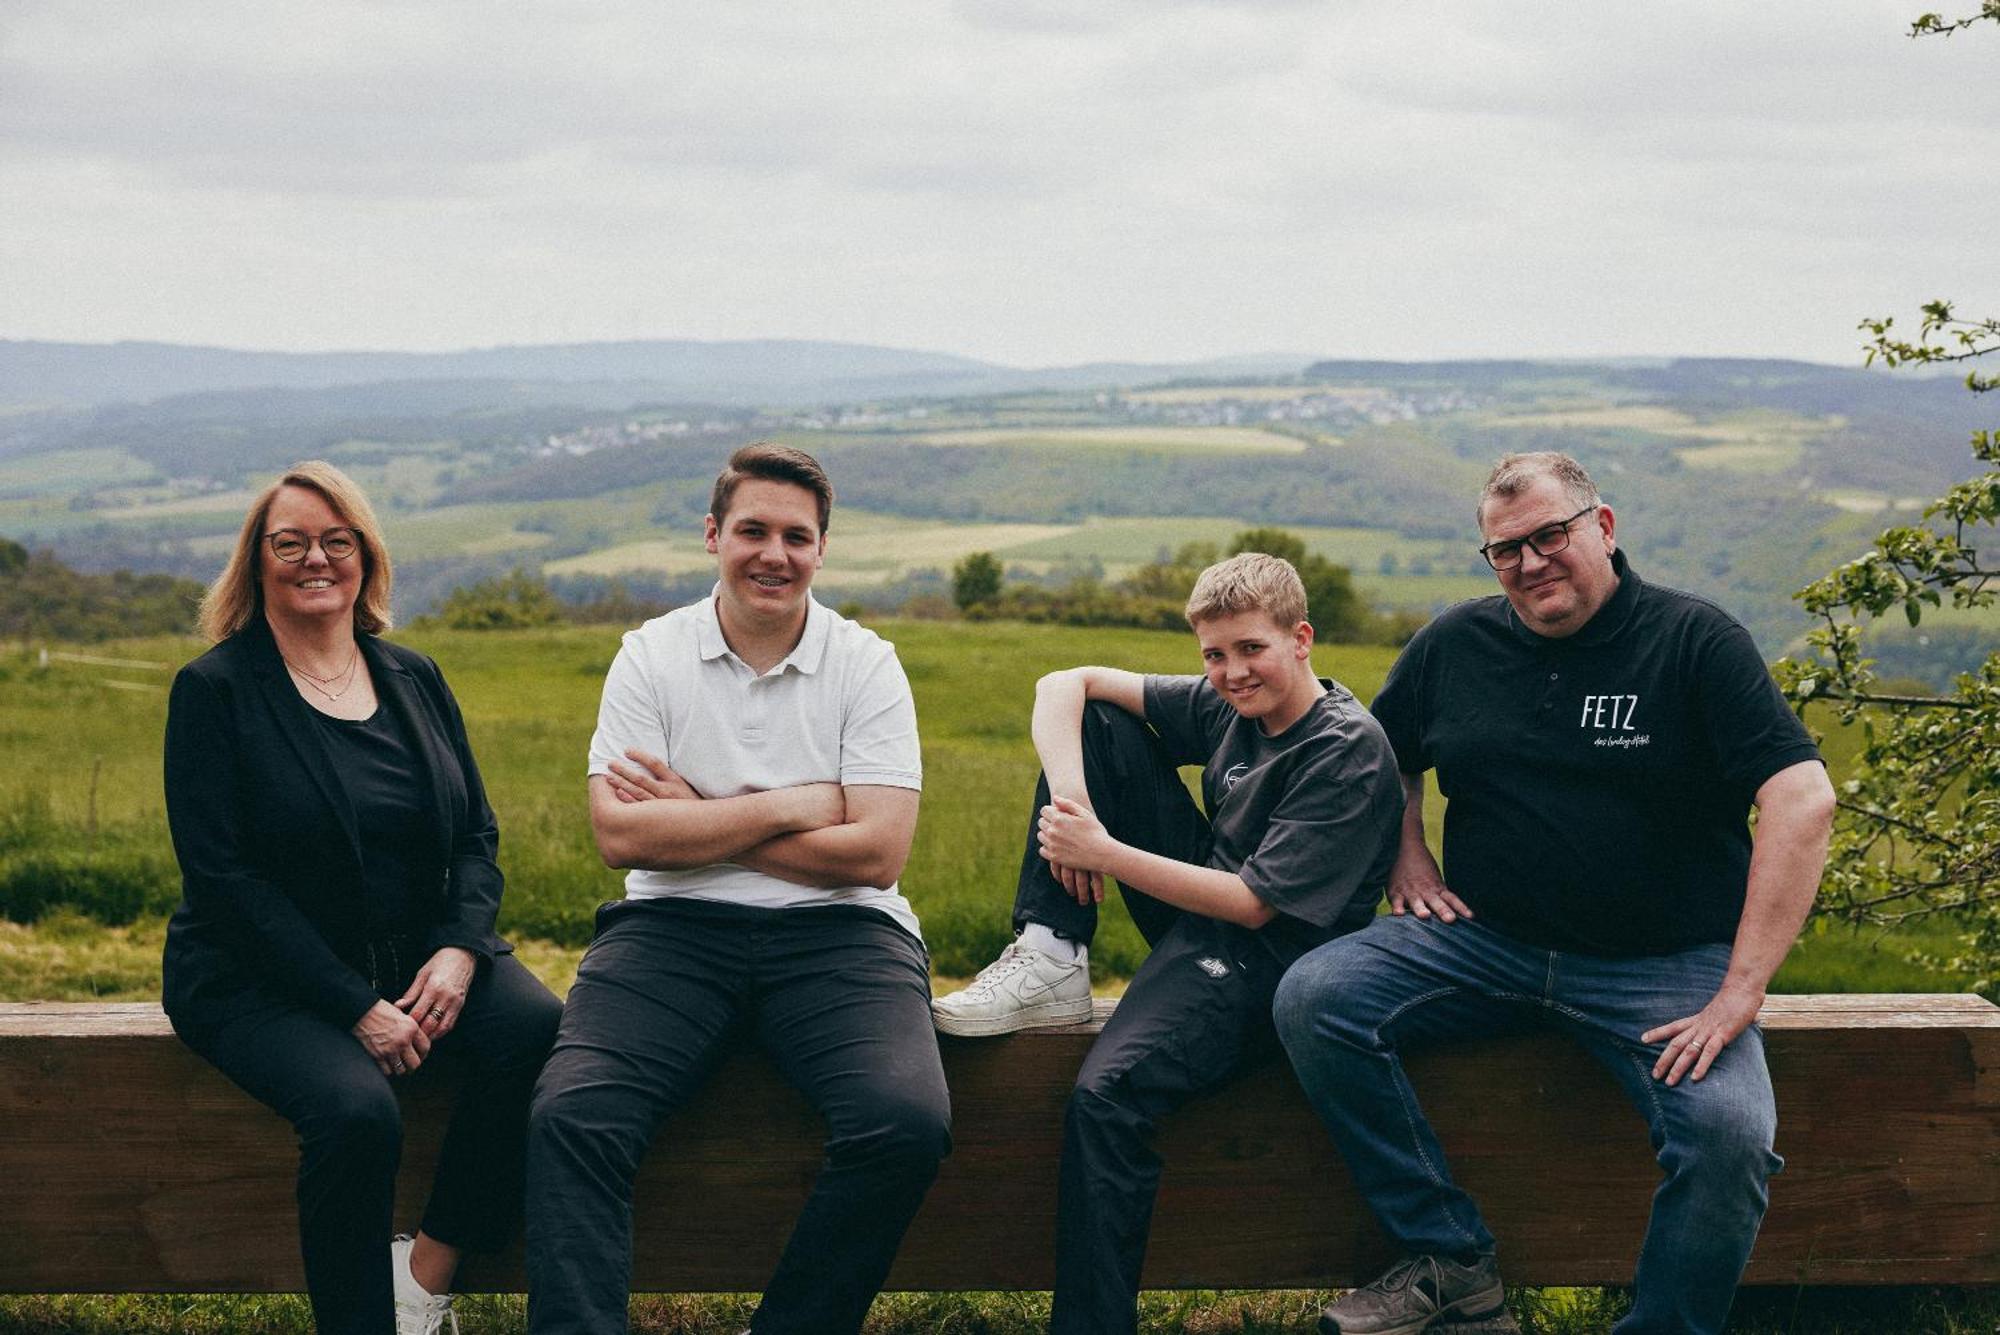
{"left": 265, "top": 527, "right": 361, "bottom": 564}
{"left": 1478, "top": 506, "right": 1597, "bottom": 571}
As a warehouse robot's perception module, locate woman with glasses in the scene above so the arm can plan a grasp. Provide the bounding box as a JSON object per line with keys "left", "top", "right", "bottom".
{"left": 162, "top": 460, "right": 562, "bottom": 1335}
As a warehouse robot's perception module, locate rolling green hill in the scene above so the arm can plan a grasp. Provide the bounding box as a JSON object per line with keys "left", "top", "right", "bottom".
{"left": 1, "top": 353, "right": 1990, "bottom": 665}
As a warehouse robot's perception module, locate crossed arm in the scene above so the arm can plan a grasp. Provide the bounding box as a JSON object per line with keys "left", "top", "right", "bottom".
{"left": 590, "top": 756, "right": 919, "bottom": 891}
{"left": 1029, "top": 667, "right": 1275, "bottom": 930}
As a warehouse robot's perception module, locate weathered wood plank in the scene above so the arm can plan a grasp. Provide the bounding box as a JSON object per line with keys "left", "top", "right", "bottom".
{"left": 0, "top": 996, "right": 1993, "bottom": 1292}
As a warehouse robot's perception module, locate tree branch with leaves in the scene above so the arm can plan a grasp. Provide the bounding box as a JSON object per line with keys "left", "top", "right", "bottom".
{"left": 1772, "top": 6, "right": 1999, "bottom": 995}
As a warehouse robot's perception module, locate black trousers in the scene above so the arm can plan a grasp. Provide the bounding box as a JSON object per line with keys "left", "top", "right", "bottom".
{"left": 524, "top": 898, "right": 952, "bottom": 1335}
{"left": 1015, "top": 704, "right": 1287, "bottom": 1335}
{"left": 175, "top": 954, "right": 563, "bottom": 1335}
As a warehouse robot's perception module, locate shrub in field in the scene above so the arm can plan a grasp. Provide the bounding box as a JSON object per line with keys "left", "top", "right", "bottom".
{"left": 0, "top": 545, "right": 204, "bottom": 642}
{"left": 0, "top": 846, "right": 178, "bottom": 926}
{"left": 422, "top": 568, "right": 568, "bottom": 630}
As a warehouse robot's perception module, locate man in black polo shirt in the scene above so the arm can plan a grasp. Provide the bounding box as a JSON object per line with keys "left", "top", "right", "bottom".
{"left": 1274, "top": 451, "right": 1835, "bottom": 1335}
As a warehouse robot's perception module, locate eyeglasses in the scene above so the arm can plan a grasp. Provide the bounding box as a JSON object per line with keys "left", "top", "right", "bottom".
{"left": 265, "top": 527, "right": 361, "bottom": 563}
{"left": 1478, "top": 506, "right": 1597, "bottom": 571}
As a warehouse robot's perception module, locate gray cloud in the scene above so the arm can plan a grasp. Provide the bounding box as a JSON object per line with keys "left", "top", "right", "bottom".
{"left": 0, "top": 0, "right": 1994, "bottom": 364}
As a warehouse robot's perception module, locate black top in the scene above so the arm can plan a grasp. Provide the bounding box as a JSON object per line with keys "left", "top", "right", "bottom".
{"left": 1370, "top": 551, "right": 1822, "bottom": 957}
{"left": 162, "top": 620, "right": 512, "bottom": 1036}
{"left": 1144, "top": 673, "right": 1405, "bottom": 961}
{"left": 308, "top": 705, "right": 430, "bottom": 935}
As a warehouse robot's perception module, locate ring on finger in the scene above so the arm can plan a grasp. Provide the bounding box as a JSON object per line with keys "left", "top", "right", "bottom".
{"left": 391, "top": 1060, "right": 406, "bottom": 1073}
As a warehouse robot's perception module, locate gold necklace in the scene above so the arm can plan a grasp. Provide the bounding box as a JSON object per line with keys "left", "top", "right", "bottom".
{"left": 282, "top": 646, "right": 360, "bottom": 702}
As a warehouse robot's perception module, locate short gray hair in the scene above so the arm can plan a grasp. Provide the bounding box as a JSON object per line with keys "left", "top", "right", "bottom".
{"left": 1478, "top": 451, "right": 1601, "bottom": 529}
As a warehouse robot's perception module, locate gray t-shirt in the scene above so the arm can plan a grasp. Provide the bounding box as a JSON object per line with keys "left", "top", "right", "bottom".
{"left": 1143, "top": 674, "right": 1404, "bottom": 961}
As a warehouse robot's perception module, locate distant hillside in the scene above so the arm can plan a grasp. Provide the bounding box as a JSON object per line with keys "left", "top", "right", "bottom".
{"left": 0, "top": 338, "right": 992, "bottom": 408}
{"left": 1, "top": 350, "right": 1987, "bottom": 662}
{"left": 0, "top": 338, "right": 1315, "bottom": 410}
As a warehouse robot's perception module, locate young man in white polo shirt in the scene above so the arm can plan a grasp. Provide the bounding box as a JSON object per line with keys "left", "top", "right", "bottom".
{"left": 524, "top": 443, "right": 947, "bottom": 1335}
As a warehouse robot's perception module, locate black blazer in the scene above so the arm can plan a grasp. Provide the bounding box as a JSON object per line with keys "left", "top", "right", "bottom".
{"left": 162, "top": 618, "right": 511, "bottom": 1038}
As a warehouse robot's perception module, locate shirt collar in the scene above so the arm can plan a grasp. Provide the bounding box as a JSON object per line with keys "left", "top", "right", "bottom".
{"left": 693, "top": 586, "right": 832, "bottom": 675}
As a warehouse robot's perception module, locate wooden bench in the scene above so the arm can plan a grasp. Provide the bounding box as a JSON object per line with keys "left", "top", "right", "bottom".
{"left": 1, "top": 995, "right": 1994, "bottom": 1293}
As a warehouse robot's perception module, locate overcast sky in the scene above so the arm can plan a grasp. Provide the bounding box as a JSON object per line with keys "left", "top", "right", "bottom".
{"left": 3, "top": 1, "right": 1996, "bottom": 367}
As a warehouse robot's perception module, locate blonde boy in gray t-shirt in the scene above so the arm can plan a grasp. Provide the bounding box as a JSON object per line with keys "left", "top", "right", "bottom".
{"left": 932, "top": 552, "right": 1404, "bottom": 1334}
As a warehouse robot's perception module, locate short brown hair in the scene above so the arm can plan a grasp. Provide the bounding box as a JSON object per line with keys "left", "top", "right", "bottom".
{"left": 709, "top": 442, "right": 834, "bottom": 533}
{"left": 1184, "top": 552, "right": 1307, "bottom": 629}
{"left": 196, "top": 461, "right": 393, "bottom": 642}
{"left": 1478, "top": 451, "right": 1602, "bottom": 529}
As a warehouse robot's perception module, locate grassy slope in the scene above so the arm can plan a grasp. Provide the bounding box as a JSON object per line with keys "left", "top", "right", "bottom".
{"left": 0, "top": 620, "right": 1972, "bottom": 993}
{"left": 1, "top": 623, "right": 1990, "bottom": 1333}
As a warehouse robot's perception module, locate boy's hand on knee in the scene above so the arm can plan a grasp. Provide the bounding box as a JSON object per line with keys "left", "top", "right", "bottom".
{"left": 1053, "top": 861, "right": 1104, "bottom": 904}
{"left": 1039, "top": 797, "right": 1116, "bottom": 889}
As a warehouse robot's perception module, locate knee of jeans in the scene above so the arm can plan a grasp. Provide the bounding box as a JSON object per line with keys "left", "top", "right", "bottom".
{"left": 1273, "top": 956, "right": 1354, "bottom": 1054}
{"left": 302, "top": 1080, "right": 402, "bottom": 1166}
{"left": 1664, "top": 1093, "right": 1778, "bottom": 1186}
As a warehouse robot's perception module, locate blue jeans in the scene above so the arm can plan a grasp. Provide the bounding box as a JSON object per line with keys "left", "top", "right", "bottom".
{"left": 1273, "top": 915, "right": 1781, "bottom": 1335}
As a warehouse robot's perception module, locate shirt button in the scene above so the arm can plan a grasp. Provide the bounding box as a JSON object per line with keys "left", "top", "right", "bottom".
{"left": 1548, "top": 672, "right": 1558, "bottom": 680}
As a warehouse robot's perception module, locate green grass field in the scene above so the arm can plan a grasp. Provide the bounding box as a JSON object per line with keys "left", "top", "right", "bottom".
{"left": 0, "top": 448, "right": 158, "bottom": 498}
{"left": 910, "top": 425, "right": 1307, "bottom": 454}
{"left": 0, "top": 621, "right": 1393, "bottom": 981}
{"left": 0, "top": 619, "right": 1968, "bottom": 992}
{"left": 1, "top": 621, "right": 1991, "bottom": 1334}
{"left": 546, "top": 513, "right": 1075, "bottom": 583}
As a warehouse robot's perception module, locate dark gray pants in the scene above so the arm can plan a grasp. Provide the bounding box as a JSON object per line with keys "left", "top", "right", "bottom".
{"left": 1013, "top": 703, "right": 1290, "bottom": 1335}
{"left": 176, "top": 954, "right": 562, "bottom": 1335}
{"left": 524, "top": 898, "right": 952, "bottom": 1335}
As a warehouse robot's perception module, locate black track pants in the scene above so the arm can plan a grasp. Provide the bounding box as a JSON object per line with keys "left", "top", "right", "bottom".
{"left": 1009, "top": 702, "right": 1286, "bottom": 1335}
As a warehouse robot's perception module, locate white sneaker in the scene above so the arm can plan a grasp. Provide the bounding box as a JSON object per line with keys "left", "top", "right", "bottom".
{"left": 392, "top": 1234, "right": 461, "bottom": 1335}
{"left": 932, "top": 940, "right": 1093, "bottom": 1037}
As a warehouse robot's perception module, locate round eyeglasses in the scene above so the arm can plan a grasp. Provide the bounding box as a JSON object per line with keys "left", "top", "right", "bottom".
{"left": 1478, "top": 506, "right": 1597, "bottom": 571}
{"left": 265, "top": 527, "right": 361, "bottom": 564}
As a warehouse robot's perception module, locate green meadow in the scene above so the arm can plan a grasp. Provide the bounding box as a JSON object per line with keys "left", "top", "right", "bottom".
{"left": 0, "top": 618, "right": 1972, "bottom": 994}
{"left": 1, "top": 620, "right": 1990, "bottom": 1335}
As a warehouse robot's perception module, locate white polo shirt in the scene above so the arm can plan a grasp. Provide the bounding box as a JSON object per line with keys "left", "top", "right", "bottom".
{"left": 587, "top": 590, "right": 925, "bottom": 940}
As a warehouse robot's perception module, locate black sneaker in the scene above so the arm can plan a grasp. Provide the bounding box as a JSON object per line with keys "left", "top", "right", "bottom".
{"left": 1319, "top": 1253, "right": 1507, "bottom": 1335}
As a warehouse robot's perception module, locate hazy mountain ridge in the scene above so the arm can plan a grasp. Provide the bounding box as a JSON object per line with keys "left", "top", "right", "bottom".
{"left": 0, "top": 338, "right": 1315, "bottom": 410}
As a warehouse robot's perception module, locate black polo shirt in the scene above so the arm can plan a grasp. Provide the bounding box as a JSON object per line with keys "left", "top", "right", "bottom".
{"left": 1371, "top": 551, "right": 1822, "bottom": 957}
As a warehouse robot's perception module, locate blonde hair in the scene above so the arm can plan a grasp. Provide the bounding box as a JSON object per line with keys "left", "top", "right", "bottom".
{"left": 197, "top": 461, "right": 393, "bottom": 642}
{"left": 1184, "top": 552, "right": 1307, "bottom": 629}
